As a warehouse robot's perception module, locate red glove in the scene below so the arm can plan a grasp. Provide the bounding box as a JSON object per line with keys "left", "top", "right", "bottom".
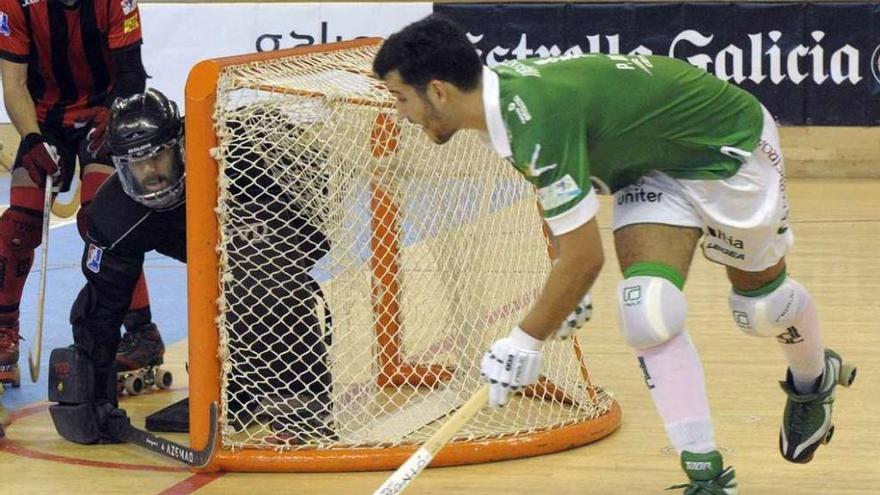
{"left": 19, "top": 133, "right": 60, "bottom": 188}
{"left": 83, "top": 106, "right": 110, "bottom": 156}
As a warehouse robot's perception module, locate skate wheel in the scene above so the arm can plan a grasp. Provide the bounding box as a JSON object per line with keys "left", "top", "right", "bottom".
{"left": 124, "top": 374, "right": 144, "bottom": 395}
{"left": 156, "top": 369, "right": 173, "bottom": 389}
{"left": 823, "top": 425, "right": 835, "bottom": 445}
{"left": 838, "top": 363, "right": 857, "bottom": 387}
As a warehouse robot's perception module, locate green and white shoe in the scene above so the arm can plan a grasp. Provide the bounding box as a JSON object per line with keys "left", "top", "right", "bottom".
{"left": 667, "top": 450, "right": 738, "bottom": 494}
{"left": 779, "top": 348, "right": 856, "bottom": 463}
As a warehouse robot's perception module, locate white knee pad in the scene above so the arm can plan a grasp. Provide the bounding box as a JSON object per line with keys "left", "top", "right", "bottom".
{"left": 728, "top": 277, "right": 808, "bottom": 337}
{"left": 617, "top": 276, "right": 687, "bottom": 350}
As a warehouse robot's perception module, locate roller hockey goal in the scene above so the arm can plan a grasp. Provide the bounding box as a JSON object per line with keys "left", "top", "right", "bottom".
{"left": 185, "top": 38, "right": 621, "bottom": 472}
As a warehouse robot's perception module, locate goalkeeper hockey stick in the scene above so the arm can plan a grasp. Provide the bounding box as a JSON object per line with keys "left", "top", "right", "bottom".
{"left": 28, "top": 174, "right": 53, "bottom": 382}
{"left": 114, "top": 402, "right": 219, "bottom": 468}
{"left": 372, "top": 384, "right": 489, "bottom": 495}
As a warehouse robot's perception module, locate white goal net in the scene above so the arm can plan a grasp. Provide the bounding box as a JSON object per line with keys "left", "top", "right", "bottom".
{"left": 197, "top": 39, "right": 617, "bottom": 469}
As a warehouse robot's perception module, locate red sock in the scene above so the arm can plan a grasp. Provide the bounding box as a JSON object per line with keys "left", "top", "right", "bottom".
{"left": 0, "top": 187, "right": 48, "bottom": 323}
{"left": 77, "top": 170, "right": 112, "bottom": 239}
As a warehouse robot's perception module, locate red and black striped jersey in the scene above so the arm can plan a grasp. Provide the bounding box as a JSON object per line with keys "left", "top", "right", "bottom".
{"left": 0, "top": 0, "right": 142, "bottom": 128}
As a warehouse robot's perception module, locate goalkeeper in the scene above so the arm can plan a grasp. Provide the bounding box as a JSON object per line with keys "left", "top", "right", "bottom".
{"left": 374, "top": 14, "right": 855, "bottom": 493}
{"left": 47, "top": 89, "right": 333, "bottom": 444}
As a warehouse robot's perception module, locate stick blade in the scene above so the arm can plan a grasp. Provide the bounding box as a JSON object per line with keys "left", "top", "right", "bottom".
{"left": 115, "top": 402, "right": 219, "bottom": 468}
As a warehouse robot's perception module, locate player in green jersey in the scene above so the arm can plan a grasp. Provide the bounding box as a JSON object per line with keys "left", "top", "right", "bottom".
{"left": 374, "top": 15, "right": 856, "bottom": 493}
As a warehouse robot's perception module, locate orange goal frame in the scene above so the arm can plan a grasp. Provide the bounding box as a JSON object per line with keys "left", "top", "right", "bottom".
{"left": 185, "top": 38, "right": 621, "bottom": 473}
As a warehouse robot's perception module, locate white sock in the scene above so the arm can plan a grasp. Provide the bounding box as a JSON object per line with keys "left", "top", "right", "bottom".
{"left": 774, "top": 279, "right": 825, "bottom": 393}
{"left": 636, "top": 331, "right": 716, "bottom": 454}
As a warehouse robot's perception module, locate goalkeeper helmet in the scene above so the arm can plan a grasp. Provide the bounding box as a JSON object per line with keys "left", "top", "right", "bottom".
{"left": 108, "top": 88, "right": 185, "bottom": 210}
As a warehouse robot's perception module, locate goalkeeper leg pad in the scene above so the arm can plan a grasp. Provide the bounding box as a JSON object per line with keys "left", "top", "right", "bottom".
{"left": 49, "top": 346, "right": 97, "bottom": 443}
{"left": 48, "top": 346, "right": 126, "bottom": 445}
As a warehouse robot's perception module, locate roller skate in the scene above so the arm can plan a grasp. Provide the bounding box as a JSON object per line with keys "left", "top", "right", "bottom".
{"left": 0, "top": 322, "right": 21, "bottom": 388}
{"left": 779, "top": 348, "right": 856, "bottom": 463}
{"left": 667, "top": 450, "right": 738, "bottom": 494}
{"left": 115, "top": 324, "right": 172, "bottom": 396}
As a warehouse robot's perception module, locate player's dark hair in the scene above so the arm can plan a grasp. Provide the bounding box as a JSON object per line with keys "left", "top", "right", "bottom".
{"left": 373, "top": 14, "right": 482, "bottom": 92}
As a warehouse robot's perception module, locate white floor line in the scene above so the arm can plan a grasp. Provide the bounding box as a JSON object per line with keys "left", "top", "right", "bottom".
{"left": 0, "top": 204, "right": 79, "bottom": 229}
{"left": 49, "top": 217, "right": 78, "bottom": 229}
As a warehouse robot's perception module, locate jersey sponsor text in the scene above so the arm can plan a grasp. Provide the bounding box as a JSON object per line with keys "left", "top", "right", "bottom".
{"left": 507, "top": 95, "right": 532, "bottom": 124}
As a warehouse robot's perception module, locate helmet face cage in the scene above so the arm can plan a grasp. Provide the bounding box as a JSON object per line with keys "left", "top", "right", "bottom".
{"left": 108, "top": 89, "right": 185, "bottom": 210}
{"left": 113, "top": 139, "right": 186, "bottom": 210}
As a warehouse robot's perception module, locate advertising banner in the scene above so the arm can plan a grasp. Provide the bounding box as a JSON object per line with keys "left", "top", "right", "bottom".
{"left": 0, "top": 2, "right": 432, "bottom": 123}
{"left": 436, "top": 2, "right": 880, "bottom": 125}
{"left": 0, "top": 2, "right": 875, "bottom": 126}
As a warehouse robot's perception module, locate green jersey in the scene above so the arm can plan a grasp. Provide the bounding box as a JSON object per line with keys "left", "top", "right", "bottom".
{"left": 482, "top": 53, "right": 763, "bottom": 233}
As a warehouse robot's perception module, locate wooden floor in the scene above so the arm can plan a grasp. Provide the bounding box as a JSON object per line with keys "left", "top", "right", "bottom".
{"left": 1, "top": 178, "right": 878, "bottom": 494}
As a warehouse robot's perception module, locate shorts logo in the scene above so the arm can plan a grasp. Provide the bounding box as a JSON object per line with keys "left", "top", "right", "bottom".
{"left": 706, "top": 226, "right": 744, "bottom": 249}
{"left": 705, "top": 242, "right": 746, "bottom": 261}
{"left": 121, "top": 0, "right": 137, "bottom": 15}
{"left": 86, "top": 244, "right": 103, "bottom": 273}
{"left": 616, "top": 187, "right": 663, "bottom": 205}
{"left": 0, "top": 12, "right": 9, "bottom": 37}
{"left": 123, "top": 15, "right": 139, "bottom": 34}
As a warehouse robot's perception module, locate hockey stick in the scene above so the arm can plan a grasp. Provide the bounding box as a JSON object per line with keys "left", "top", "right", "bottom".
{"left": 114, "top": 402, "right": 219, "bottom": 468}
{"left": 372, "top": 384, "right": 489, "bottom": 495}
{"left": 51, "top": 181, "right": 80, "bottom": 219}
{"left": 27, "top": 174, "right": 53, "bottom": 383}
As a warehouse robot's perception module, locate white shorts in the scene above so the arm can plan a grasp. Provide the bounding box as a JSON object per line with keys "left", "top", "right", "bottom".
{"left": 612, "top": 107, "right": 794, "bottom": 272}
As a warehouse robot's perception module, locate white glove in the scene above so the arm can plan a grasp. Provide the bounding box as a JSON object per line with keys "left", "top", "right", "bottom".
{"left": 480, "top": 327, "right": 544, "bottom": 408}
{"left": 553, "top": 293, "right": 592, "bottom": 340}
